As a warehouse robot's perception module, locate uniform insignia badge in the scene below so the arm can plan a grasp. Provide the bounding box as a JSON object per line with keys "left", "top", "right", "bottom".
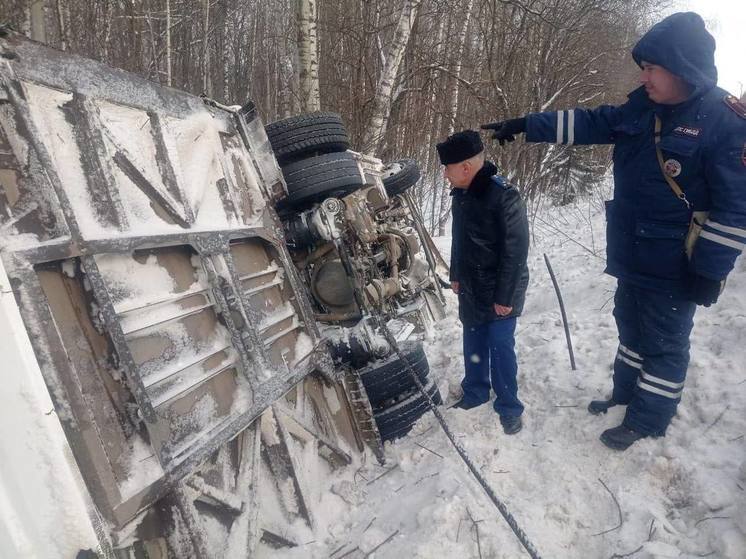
{"left": 724, "top": 95, "right": 746, "bottom": 120}
{"left": 664, "top": 158, "right": 682, "bottom": 178}
{"left": 673, "top": 125, "right": 701, "bottom": 138}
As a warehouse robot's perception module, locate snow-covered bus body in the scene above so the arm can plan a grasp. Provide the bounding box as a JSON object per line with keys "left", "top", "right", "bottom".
{"left": 0, "top": 30, "right": 377, "bottom": 557}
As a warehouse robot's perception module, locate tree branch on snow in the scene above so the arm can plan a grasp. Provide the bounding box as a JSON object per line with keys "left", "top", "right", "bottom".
{"left": 466, "top": 506, "right": 484, "bottom": 559}
{"left": 694, "top": 516, "right": 731, "bottom": 527}
{"left": 704, "top": 405, "right": 729, "bottom": 433}
{"left": 609, "top": 544, "right": 644, "bottom": 558}
{"left": 591, "top": 478, "right": 623, "bottom": 537}
{"left": 364, "top": 530, "right": 399, "bottom": 557}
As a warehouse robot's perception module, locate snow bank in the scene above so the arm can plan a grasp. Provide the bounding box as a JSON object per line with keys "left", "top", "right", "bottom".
{"left": 283, "top": 191, "right": 746, "bottom": 558}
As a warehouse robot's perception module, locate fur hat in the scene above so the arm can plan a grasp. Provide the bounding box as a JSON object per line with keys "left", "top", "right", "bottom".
{"left": 436, "top": 130, "right": 484, "bottom": 165}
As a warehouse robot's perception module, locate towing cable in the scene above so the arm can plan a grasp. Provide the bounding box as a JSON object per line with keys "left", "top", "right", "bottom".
{"left": 374, "top": 316, "right": 544, "bottom": 559}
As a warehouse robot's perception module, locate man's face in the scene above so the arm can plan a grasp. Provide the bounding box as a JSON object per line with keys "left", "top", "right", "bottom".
{"left": 639, "top": 61, "right": 692, "bottom": 105}
{"left": 443, "top": 161, "right": 471, "bottom": 189}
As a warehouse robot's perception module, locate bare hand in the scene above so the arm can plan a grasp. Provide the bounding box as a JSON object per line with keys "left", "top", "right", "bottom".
{"left": 494, "top": 303, "right": 512, "bottom": 316}
{"left": 451, "top": 281, "right": 460, "bottom": 294}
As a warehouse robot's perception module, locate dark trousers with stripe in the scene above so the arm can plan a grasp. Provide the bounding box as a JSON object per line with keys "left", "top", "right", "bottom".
{"left": 611, "top": 281, "right": 697, "bottom": 435}
{"left": 461, "top": 318, "right": 524, "bottom": 418}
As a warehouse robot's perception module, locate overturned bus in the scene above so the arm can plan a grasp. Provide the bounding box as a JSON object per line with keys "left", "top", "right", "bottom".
{"left": 0, "top": 29, "right": 447, "bottom": 557}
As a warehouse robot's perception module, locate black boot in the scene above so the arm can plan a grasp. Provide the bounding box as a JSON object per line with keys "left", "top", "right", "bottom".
{"left": 588, "top": 399, "right": 617, "bottom": 415}
{"left": 600, "top": 424, "right": 648, "bottom": 450}
{"left": 500, "top": 415, "right": 523, "bottom": 435}
{"left": 450, "top": 398, "right": 484, "bottom": 410}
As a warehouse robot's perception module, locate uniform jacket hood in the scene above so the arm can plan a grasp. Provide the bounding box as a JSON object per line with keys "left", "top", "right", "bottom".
{"left": 632, "top": 12, "right": 717, "bottom": 93}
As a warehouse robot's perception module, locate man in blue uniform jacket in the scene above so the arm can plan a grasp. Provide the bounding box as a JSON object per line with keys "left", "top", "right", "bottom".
{"left": 437, "top": 131, "right": 530, "bottom": 435}
{"left": 481, "top": 12, "right": 746, "bottom": 450}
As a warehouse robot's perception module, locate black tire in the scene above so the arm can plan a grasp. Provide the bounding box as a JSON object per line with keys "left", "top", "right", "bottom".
{"left": 374, "top": 380, "right": 442, "bottom": 442}
{"left": 265, "top": 112, "right": 350, "bottom": 165}
{"left": 359, "top": 341, "right": 430, "bottom": 407}
{"left": 381, "top": 159, "right": 421, "bottom": 196}
{"left": 280, "top": 152, "right": 365, "bottom": 208}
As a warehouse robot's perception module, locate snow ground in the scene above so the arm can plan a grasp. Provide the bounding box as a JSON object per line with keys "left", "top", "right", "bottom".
{"left": 289, "top": 193, "right": 746, "bottom": 558}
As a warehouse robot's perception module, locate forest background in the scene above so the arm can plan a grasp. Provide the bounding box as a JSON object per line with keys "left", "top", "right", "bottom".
{"left": 4, "top": 0, "right": 731, "bottom": 235}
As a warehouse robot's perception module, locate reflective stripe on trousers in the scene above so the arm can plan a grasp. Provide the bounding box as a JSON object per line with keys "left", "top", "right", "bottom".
{"left": 611, "top": 280, "right": 696, "bottom": 435}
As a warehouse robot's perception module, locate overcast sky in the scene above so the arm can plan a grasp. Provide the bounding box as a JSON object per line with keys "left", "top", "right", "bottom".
{"left": 673, "top": 0, "right": 746, "bottom": 95}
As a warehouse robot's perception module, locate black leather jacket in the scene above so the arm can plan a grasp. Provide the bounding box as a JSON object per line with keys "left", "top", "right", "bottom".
{"left": 450, "top": 161, "right": 530, "bottom": 326}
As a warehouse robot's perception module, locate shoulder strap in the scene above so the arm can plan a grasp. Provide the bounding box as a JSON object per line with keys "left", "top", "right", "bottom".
{"left": 490, "top": 175, "right": 506, "bottom": 187}
{"left": 654, "top": 115, "right": 691, "bottom": 209}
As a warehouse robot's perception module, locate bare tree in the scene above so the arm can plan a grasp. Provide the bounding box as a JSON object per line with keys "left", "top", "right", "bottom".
{"left": 202, "top": 0, "right": 211, "bottom": 95}
{"left": 436, "top": 0, "right": 474, "bottom": 235}
{"left": 165, "top": 0, "right": 172, "bottom": 86}
{"left": 55, "top": 0, "right": 69, "bottom": 50}
{"left": 361, "top": 0, "right": 422, "bottom": 155}
{"left": 296, "top": 0, "right": 321, "bottom": 112}
{"left": 0, "top": 0, "right": 668, "bottom": 228}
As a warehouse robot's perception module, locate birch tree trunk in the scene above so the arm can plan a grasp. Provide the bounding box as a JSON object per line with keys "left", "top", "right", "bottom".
{"left": 202, "top": 0, "right": 211, "bottom": 96}
{"left": 361, "top": 0, "right": 422, "bottom": 155}
{"left": 437, "top": 0, "right": 473, "bottom": 236}
{"left": 296, "top": 0, "right": 321, "bottom": 112}
{"left": 165, "top": 0, "right": 172, "bottom": 86}
{"left": 55, "top": 0, "right": 69, "bottom": 50}
{"left": 416, "top": 16, "right": 446, "bottom": 234}
{"left": 28, "top": 0, "right": 47, "bottom": 43}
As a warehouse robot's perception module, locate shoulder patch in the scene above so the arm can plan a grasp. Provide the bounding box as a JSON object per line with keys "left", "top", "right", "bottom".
{"left": 724, "top": 95, "right": 746, "bottom": 120}
{"left": 490, "top": 175, "right": 509, "bottom": 189}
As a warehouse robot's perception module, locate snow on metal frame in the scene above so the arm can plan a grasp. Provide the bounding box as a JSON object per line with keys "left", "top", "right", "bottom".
{"left": 0, "top": 30, "right": 331, "bottom": 538}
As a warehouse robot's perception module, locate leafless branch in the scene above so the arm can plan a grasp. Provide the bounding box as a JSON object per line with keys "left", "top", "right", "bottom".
{"left": 704, "top": 405, "right": 730, "bottom": 433}
{"left": 694, "top": 516, "right": 730, "bottom": 527}
{"left": 366, "top": 464, "right": 398, "bottom": 485}
{"left": 592, "top": 478, "right": 623, "bottom": 537}
{"left": 609, "top": 545, "right": 644, "bottom": 558}
{"left": 415, "top": 442, "right": 443, "bottom": 459}
{"left": 364, "top": 530, "right": 399, "bottom": 558}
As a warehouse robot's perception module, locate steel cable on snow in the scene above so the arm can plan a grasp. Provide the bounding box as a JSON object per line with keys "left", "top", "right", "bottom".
{"left": 374, "top": 317, "right": 543, "bottom": 559}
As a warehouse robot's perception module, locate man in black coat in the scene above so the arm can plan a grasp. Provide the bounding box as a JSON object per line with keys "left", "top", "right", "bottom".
{"left": 437, "top": 130, "right": 530, "bottom": 434}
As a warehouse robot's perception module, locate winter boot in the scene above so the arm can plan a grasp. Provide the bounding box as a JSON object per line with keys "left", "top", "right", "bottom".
{"left": 600, "top": 424, "right": 647, "bottom": 451}
{"left": 450, "top": 398, "right": 484, "bottom": 411}
{"left": 500, "top": 415, "right": 523, "bottom": 435}
{"left": 588, "top": 399, "right": 617, "bottom": 415}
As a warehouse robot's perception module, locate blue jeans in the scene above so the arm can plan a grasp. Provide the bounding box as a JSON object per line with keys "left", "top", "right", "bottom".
{"left": 462, "top": 318, "right": 524, "bottom": 418}
{"left": 612, "top": 281, "right": 696, "bottom": 435}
